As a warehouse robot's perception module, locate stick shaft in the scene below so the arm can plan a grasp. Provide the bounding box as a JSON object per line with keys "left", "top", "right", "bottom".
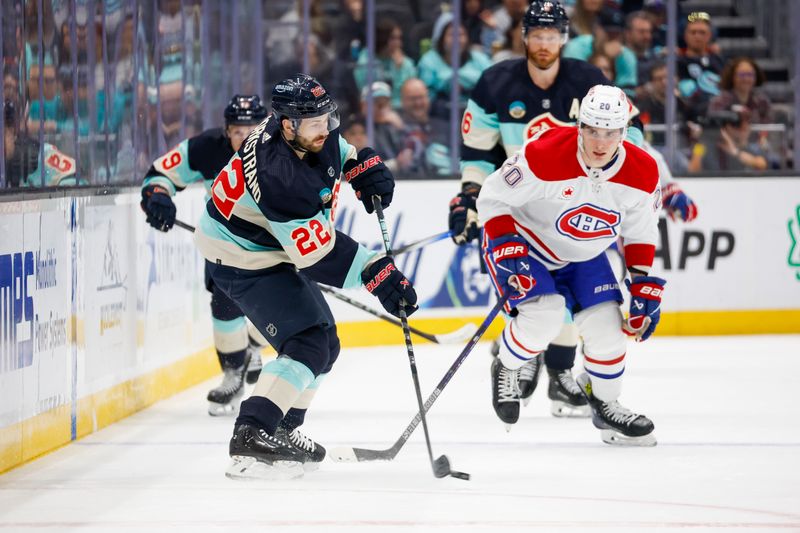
{"left": 349, "top": 292, "right": 510, "bottom": 461}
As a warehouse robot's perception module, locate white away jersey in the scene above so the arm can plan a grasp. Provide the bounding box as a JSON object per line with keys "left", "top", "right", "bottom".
{"left": 477, "top": 127, "right": 661, "bottom": 271}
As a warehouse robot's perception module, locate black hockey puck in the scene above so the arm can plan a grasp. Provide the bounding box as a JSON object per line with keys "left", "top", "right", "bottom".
{"left": 450, "top": 471, "right": 471, "bottom": 481}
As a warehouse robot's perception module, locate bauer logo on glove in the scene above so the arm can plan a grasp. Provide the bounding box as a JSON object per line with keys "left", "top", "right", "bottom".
{"left": 623, "top": 276, "right": 666, "bottom": 342}
{"left": 361, "top": 257, "right": 417, "bottom": 317}
{"left": 343, "top": 148, "right": 395, "bottom": 214}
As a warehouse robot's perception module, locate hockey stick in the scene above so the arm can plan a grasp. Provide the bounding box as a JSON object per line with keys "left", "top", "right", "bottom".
{"left": 359, "top": 195, "right": 468, "bottom": 481}
{"left": 384, "top": 231, "right": 452, "bottom": 257}
{"left": 318, "top": 285, "right": 475, "bottom": 344}
{"left": 174, "top": 219, "right": 196, "bottom": 233}
{"left": 173, "top": 219, "right": 475, "bottom": 344}
{"left": 329, "top": 290, "right": 510, "bottom": 466}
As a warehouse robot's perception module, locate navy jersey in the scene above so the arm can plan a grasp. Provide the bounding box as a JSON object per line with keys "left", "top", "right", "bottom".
{"left": 460, "top": 58, "right": 610, "bottom": 185}
{"left": 142, "top": 128, "right": 234, "bottom": 195}
{"left": 195, "top": 116, "right": 374, "bottom": 289}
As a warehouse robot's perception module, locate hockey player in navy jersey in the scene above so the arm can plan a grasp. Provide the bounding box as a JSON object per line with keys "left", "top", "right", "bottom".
{"left": 480, "top": 85, "right": 662, "bottom": 446}
{"left": 194, "top": 74, "right": 417, "bottom": 478}
{"left": 448, "top": 0, "right": 696, "bottom": 421}
{"left": 140, "top": 95, "right": 270, "bottom": 416}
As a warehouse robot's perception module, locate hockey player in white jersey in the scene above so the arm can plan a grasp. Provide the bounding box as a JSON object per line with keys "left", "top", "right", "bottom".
{"left": 478, "top": 85, "right": 664, "bottom": 446}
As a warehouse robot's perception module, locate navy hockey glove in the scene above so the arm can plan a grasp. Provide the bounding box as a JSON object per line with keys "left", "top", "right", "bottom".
{"left": 661, "top": 183, "right": 697, "bottom": 222}
{"left": 623, "top": 276, "right": 666, "bottom": 342}
{"left": 448, "top": 183, "right": 481, "bottom": 245}
{"left": 488, "top": 235, "right": 535, "bottom": 299}
{"left": 343, "top": 148, "right": 394, "bottom": 214}
{"left": 141, "top": 184, "right": 176, "bottom": 232}
{"left": 362, "top": 256, "right": 417, "bottom": 318}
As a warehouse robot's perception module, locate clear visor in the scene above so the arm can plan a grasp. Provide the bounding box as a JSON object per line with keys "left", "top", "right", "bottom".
{"left": 581, "top": 125, "right": 624, "bottom": 142}
{"left": 524, "top": 27, "right": 568, "bottom": 45}
{"left": 296, "top": 110, "right": 340, "bottom": 137}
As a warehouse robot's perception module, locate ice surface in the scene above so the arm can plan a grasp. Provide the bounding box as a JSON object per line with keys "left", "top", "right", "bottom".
{"left": 1, "top": 335, "right": 799, "bottom": 532}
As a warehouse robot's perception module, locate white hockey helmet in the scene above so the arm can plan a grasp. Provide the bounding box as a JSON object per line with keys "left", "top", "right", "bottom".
{"left": 578, "top": 85, "right": 631, "bottom": 131}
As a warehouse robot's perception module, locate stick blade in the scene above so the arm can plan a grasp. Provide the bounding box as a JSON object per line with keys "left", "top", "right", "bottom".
{"left": 434, "top": 323, "right": 479, "bottom": 344}
{"left": 328, "top": 446, "right": 358, "bottom": 463}
{"left": 328, "top": 446, "right": 397, "bottom": 463}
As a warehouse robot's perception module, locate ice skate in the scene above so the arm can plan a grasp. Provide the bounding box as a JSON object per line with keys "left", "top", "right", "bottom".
{"left": 517, "top": 356, "right": 543, "bottom": 407}
{"left": 245, "top": 343, "right": 263, "bottom": 385}
{"left": 547, "top": 368, "right": 590, "bottom": 418}
{"left": 576, "top": 373, "right": 656, "bottom": 446}
{"left": 207, "top": 352, "right": 251, "bottom": 416}
{"left": 491, "top": 358, "right": 520, "bottom": 431}
{"left": 226, "top": 424, "right": 306, "bottom": 480}
{"left": 275, "top": 425, "right": 326, "bottom": 471}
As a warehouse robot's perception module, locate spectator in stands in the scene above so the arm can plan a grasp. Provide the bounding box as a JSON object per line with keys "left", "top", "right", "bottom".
{"left": 341, "top": 114, "right": 369, "bottom": 152}
{"left": 709, "top": 57, "right": 773, "bottom": 125}
{"left": 624, "top": 11, "right": 660, "bottom": 87}
{"left": 3, "top": 71, "right": 20, "bottom": 106}
{"left": 462, "top": 0, "right": 497, "bottom": 54}
{"left": 588, "top": 51, "right": 615, "bottom": 82}
{"left": 635, "top": 61, "right": 689, "bottom": 147}
{"left": 563, "top": 7, "right": 637, "bottom": 94}
{"left": 332, "top": 0, "right": 365, "bottom": 62}
{"left": 398, "top": 77, "right": 451, "bottom": 177}
{"left": 354, "top": 19, "right": 417, "bottom": 109}
{"left": 642, "top": 0, "right": 667, "bottom": 49}
{"left": 418, "top": 12, "right": 492, "bottom": 119}
{"left": 689, "top": 104, "right": 778, "bottom": 172}
{"left": 26, "top": 64, "right": 60, "bottom": 134}
{"left": 491, "top": 18, "right": 525, "bottom": 64}
{"left": 484, "top": 0, "right": 528, "bottom": 50}
{"left": 360, "top": 81, "right": 414, "bottom": 174}
{"left": 3, "top": 101, "right": 80, "bottom": 187}
{"left": 677, "top": 11, "right": 724, "bottom": 121}
{"left": 568, "top": 0, "right": 604, "bottom": 37}
{"left": 265, "top": 0, "right": 331, "bottom": 68}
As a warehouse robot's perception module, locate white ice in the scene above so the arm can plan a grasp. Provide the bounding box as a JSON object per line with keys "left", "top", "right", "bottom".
{"left": 1, "top": 335, "right": 800, "bottom": 532}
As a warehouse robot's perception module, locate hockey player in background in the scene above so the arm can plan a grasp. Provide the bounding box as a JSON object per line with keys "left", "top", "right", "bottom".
{"left": 194, "top": 74, "right": 417, "bottom": 478}
{"left": 448, "top": 0, "right": 696, "bottom": 422}
{"left": 479, "top": 85, "right": 663, "bottom": 446}
{"left": 140, "top": 95, "right": 269, "bottom": 416}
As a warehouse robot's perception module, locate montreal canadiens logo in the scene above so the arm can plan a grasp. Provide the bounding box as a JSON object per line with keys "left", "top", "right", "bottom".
{"left": 556, "top": 203, "right": 621, "bottom": 240}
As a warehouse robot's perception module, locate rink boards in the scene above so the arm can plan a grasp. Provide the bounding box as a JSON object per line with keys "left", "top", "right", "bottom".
{"left": 2, "top": 177, "right": 799, "bottom": 473}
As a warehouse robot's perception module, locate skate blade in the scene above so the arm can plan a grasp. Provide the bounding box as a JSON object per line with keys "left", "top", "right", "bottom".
{"left": 504, "top": 423, "right": 514, "bottom": 433}
{"left": 225, "top": 456, "right": 304, "bottom": 480}
{"left": 600, "top": 429, "right": 657, "bottom": 447}
{"left": 303, "top": 461, "right": 322, "bottom": 472}
{"left": 208, "top": 402, "right": 239, "bottom": 417}
{"left": 550, "top": 401, "right": 591, "bottom": 418}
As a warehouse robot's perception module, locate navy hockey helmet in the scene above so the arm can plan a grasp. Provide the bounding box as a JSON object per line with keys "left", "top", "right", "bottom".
{"left": 522, "top": 0, "right": 570, "bottom": 42}
{"left": 224, "top": 94, "right": 268, "bottom": 126}
{"left": 271, "top": 74, "right": 340, "bottom": 131}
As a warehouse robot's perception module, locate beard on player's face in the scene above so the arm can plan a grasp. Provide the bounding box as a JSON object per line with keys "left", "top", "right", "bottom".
{"left": 526, "top": 45, "right": 559, "bottom": 70}
{"left": 295, "top": 132, "right": 328, "bottom": 153}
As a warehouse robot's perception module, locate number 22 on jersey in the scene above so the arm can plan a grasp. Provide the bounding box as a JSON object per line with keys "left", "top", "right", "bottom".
{"left": 211, "top": 155, "right": 245, "bottom": 219}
